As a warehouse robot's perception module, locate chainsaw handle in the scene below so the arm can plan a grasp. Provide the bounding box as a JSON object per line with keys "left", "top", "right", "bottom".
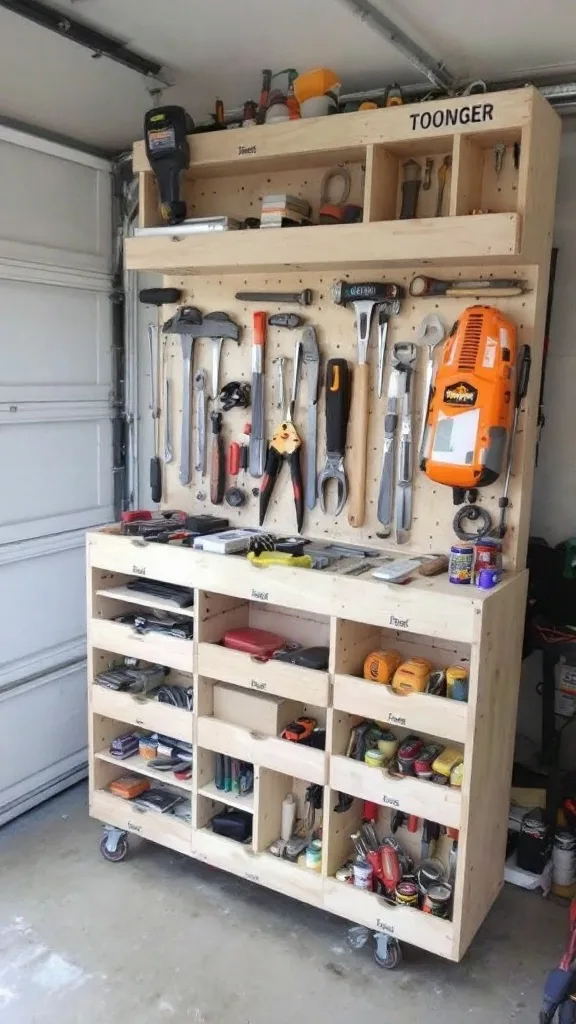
{"left": 515, "top": 345, "right": 531, "bottom": 406}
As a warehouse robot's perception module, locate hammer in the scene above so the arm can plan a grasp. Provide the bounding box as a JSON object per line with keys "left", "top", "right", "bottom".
{"left": 332, "top": 281, "right": 405, "bottom": 528}
{"left": 163, "top": 306, "right": 204, "bottom": 487}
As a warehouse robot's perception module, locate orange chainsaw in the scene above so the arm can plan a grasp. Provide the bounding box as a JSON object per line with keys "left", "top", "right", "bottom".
{"left": 421, "top": 305, "right": 518, "bottom": 505}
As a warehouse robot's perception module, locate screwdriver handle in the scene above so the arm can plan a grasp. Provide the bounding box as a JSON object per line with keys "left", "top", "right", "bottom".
{"left": 515, "top": 344, "right": 531, "bottom": 407}
{"left": 210, "top": 413, "right": 225, "bottom": 505}
{"left": 325, "top": 359, "right": 351, "bottom": 454}
{"left": 228, "top": 441, "right": 240, "bottom": 477}
{"left": 150, "top": 457, "right": 162, "bottom": 503}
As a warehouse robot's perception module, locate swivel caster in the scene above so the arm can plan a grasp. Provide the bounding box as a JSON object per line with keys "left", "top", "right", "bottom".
{"left": 373, "top": 932, "right": 403, "bottom": 970}
{"left": 100, "top": 826, "right": 129, "bottom": 862}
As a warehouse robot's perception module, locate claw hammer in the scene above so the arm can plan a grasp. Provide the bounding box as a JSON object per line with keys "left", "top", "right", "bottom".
{"left": 332, "top": 281, "right": 404, "bottom": 527}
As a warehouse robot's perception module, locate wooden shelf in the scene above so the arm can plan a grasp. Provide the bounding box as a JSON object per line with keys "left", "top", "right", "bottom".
{"left": 198, "top": 780, "right": 254, "bottom": 813}
{"left": 333, "top": 674, "right": 468, "bottom": 745}
{"left": 96, "top": 585, "right": 194, "bottom": 618}
{"left": 90, "top": 618, "right": 194, "bottom": 673}
{"left": 197, "top": 642, "right": 330, "bottom": 707}
{"left": 91, "top": 789, "right": 191, "bottom": 856}
{"left": 125, "top": 215, "right": 521, "bottom": 275}
{"left": 95, "top": 749, "right": 193, "bottom": 792}
{"left": 197, "top": 715, "right": 327, "bottom": 786}
{"left": 330, "top": 755, "right": 461, "bottom": 830}
{"left": 92, "top": 684, "right": 192, "bottom": 743}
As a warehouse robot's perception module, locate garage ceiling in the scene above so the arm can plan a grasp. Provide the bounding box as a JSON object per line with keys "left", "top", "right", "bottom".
{"left": 2, "top": 0, "right": 576, "bottom": 151}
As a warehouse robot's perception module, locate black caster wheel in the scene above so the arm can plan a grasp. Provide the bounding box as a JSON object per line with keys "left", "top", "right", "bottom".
{"left": 373, "top": 936, "right": 403, "bottom": 969}
{"left": 99, "top": 833, "right": 129, "bottom": 862}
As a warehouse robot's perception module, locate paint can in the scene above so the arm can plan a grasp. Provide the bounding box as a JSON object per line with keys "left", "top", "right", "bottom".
{"left": 416, "top": 858, "right": 445, "bottom": 893}
{"left": 394, "top": 880, "right": 419, "bottom": 907}
{"left": 305, "top": 839, "right": 322, "bottom": 872}
{"left": 423, "top": 882, "right": 452, "bottom": 917}
{"left": 353, "top": 858, "right": 373, "bottom": 890}
{"left": 446, "top": 665, "right": 469, "bottom": 702}
{"left": 364, "top": 748, "right": 385, "bottom": 768}
{"left": 476, "top": 568, "right": 501, "bottom": 590}
{"left": 553, "top": 830, "right": 576, "bottom": 887}
{"left": 449, "top": 545, "right": 474, "bottom": 584}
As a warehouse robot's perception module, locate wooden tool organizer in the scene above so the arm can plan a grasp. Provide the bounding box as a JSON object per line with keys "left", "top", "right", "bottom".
{"left": 88, "top": 529, "right": 526, "bottom": 962}
{"left": 87, "top": 87, "right": 560, "bottom": 964}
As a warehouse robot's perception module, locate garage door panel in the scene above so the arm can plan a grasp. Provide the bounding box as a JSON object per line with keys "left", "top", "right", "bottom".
{"left": 0, "top": 662, "right": 88, "bottom": 827}
{"left": 0, "top": 278, "right": 111, "bottom": 400}
{"left": 0, "top": 534, "right": 86, "bottom": 688}
{"left": 0, "top": 406, "right": 112, "bottom": 544}
{"left": 0, "top": 139, "right": 110, "bottom": 266}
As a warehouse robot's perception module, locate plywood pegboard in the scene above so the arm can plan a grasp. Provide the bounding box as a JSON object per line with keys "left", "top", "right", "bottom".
{"left": 154, "top": 261, "right": 541, "bottom": 568}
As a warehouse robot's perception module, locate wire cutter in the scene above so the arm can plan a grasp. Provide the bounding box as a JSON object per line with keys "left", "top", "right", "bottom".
{"left": 318, "top": 358, "right": 351, "bottom": 515}
{"left": 259, "top": 348, "right": 304, "bottom": 533}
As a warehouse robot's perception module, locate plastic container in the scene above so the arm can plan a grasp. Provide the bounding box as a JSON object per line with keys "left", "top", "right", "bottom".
{"left": 305, "top": 839, "right": 322, "bottom": 872}
{"left": 293, "top": 68, "right": 341, "bottom": 104}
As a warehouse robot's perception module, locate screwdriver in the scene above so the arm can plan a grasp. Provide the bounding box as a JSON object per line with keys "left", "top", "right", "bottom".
{"left": 497, "top": 344, "right": 531, "bottom": 537}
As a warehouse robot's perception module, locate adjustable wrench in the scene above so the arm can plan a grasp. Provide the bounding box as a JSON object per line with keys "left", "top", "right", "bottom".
{"left": 301, "top": 326, "right": 320, "bottom": 509}
{"left": 194, "top": 370, "right": 207, "bottom": 476}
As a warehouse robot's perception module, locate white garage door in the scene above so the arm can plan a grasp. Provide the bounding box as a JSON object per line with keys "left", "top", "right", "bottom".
{"left": 0, "top": 127, "right": 113, "bottom": 825}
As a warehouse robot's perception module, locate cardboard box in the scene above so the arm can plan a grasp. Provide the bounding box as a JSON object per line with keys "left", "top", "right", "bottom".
{"left": 213, "top": 683, "right": 301, "bottom": 735}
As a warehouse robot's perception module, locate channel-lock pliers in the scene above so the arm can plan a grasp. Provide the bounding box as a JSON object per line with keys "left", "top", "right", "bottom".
{"left": 259, "top": 347, "right": 304, "bottom": 533}
{"left": 318, "top": 358, "right": 351, "bottom": 515}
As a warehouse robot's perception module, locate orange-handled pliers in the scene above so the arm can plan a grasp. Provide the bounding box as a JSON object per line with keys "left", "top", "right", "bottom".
{"left": 259, "top": 418, "right": 304, "bottom": 533}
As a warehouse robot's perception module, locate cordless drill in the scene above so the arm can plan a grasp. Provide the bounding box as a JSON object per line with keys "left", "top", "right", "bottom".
{"left": 144, "top": 106, "right": 194, "bottom": 225}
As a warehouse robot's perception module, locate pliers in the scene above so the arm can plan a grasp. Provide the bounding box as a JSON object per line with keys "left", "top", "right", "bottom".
{"left": 318, "top": 358, "right": 351, "bottom": 515}
{"left": 259, "top": 350, "right": 304, "bottom": 533}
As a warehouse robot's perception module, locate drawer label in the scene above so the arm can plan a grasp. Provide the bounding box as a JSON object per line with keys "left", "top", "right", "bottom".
{"left": 251, "top": 588, "right": 269, "bottom": 602}
{"left": 191, "top": 849, "right": 208, "bottom": 862}
{"left": 389, "top": 615, "right": 409, "bottom": 629}
{"left": 127, "top": 821, "right": 142, "bottom": 833}
{"left": 388, "top": 713, "right": 406, "bottom": 727}
{"left": 376, "top": 919, "right": 395, "bottom": 935}
{"left": 135, "top": 718, "right": 145, "bottom": 726}
{"left": 250, "top": 679, "right": 267, "bottom": 692}
{"left": 132, "top": 565, "right": 147, "bottom": 576}
{"left": 382, "top": 796, "right": 400, "bottom": 809}
{"left": 238, "top": 144, "right": 257, "bottom": 156}
{"left": 245, "top": 871, "right": 259, "bottom": 884}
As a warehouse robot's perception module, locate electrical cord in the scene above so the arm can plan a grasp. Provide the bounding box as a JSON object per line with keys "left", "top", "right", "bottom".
{"left": 452, "top": 504, "right": 493, "bottom": 541}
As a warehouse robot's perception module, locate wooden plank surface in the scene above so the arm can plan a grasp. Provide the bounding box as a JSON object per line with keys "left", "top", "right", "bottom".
{"left": 125, "top": 215, "right": 521, "bottom": 273}
{"left": 197, "top": 715, "right": 327, "bottom": 785}
{"left": 89, "top": 618, "right": 194, "bottom": 674}
{"left": 333, "top": 674, "right": 468, "bottom": 744}
{"left": 90, "top": 790, "right": 191, "bottom": 856}
{"left": 197, "top": 643, "right": 330, "bottom": 706}
{"left": 91, "top": 685, "right": 193, "bottom": 743}
{"left": 330, "top": 754, "right": 462, "bottom": 829}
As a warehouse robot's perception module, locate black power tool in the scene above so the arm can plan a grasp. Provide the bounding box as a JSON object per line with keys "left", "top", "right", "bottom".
{"left": 144, "top": 106, "right": 194, "bottom": 224}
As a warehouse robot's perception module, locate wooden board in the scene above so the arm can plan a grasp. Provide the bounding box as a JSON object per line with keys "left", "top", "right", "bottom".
{"left": 147, "top": 262, "right": 539, "bottom": 570}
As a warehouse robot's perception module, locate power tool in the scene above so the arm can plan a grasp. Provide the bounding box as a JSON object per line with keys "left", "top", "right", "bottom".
{"left": 421, "top": 305, "right": 518, "bottom": 502}
{"left": 144, "top": 106, "right": 194, "bottom": 224}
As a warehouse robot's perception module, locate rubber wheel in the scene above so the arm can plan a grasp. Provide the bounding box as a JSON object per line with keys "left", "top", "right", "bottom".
{"left": 99, "top": 834, "right": 129, "bottom": 862}
{"left": 374, "top": 939, "right": 403, "bottom": 970}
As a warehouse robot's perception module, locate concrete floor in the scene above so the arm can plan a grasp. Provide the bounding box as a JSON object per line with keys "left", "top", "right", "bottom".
{"left": 0, "top": 783, "right": 568, "bottom": 1023}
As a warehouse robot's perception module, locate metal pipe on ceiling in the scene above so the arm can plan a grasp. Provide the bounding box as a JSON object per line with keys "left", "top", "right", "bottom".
{"left": 333, "top": 0, "right": 456, "bottom": 92}
{"left": 0, "top": 0, "right": 164, "bottom": 79}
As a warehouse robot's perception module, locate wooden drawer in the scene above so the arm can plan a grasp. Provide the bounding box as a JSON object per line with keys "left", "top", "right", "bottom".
{"left": 91, "top": 685, "right": 192, "bottom": 743}
{"left": 333, "top": 674, "right": 467, "bottom": 745}
{"left": 90, "top": 619, "right": 194, "bottom": 673}
{"left": 323, "top": 879, "right": 455, "bottom": 959}
{"left": 330, "top": 755, "right": 461, "bottom": 829}
{"left": 198, "top": 642, "right": 330, "bottom": 706}
{"left": 88, "top": 531, "right": 197, "bottom": 588}
{"left": 197, "top": 715, "right": 327, "bottom": 785}
{"left": 90, "top": 789, "right": 191, "bottom": 856}
{"left": 191, "top": 829, "right": 324, "bottom": 907}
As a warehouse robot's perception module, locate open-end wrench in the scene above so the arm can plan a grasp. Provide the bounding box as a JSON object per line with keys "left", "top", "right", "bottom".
{"left": 376, "top": 298, "right": 402, "bottom": 398}
{"left": 179, "top": 337, "right": 193, "bottom": 486}
{"left": 393, "top": 343, "right": 417, "bottom": 544}
{"left": 163, "top": 377, "right": 173, "bottom": 463}
{"left": 377, "top": 366, "right": 401, "bottom": 534}
{"left": 301, "top": 326, "right": 320, "bottom": 509}
{"left": 416, "top": 314, "right": 445, "bottom": 460}
{"left": 194, "top": 370, "right": 207, "bottom": 476}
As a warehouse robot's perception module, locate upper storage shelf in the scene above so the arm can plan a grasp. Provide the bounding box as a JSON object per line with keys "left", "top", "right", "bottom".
{"left": 126, "top": 87, "right": 560, "bottom": 274}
